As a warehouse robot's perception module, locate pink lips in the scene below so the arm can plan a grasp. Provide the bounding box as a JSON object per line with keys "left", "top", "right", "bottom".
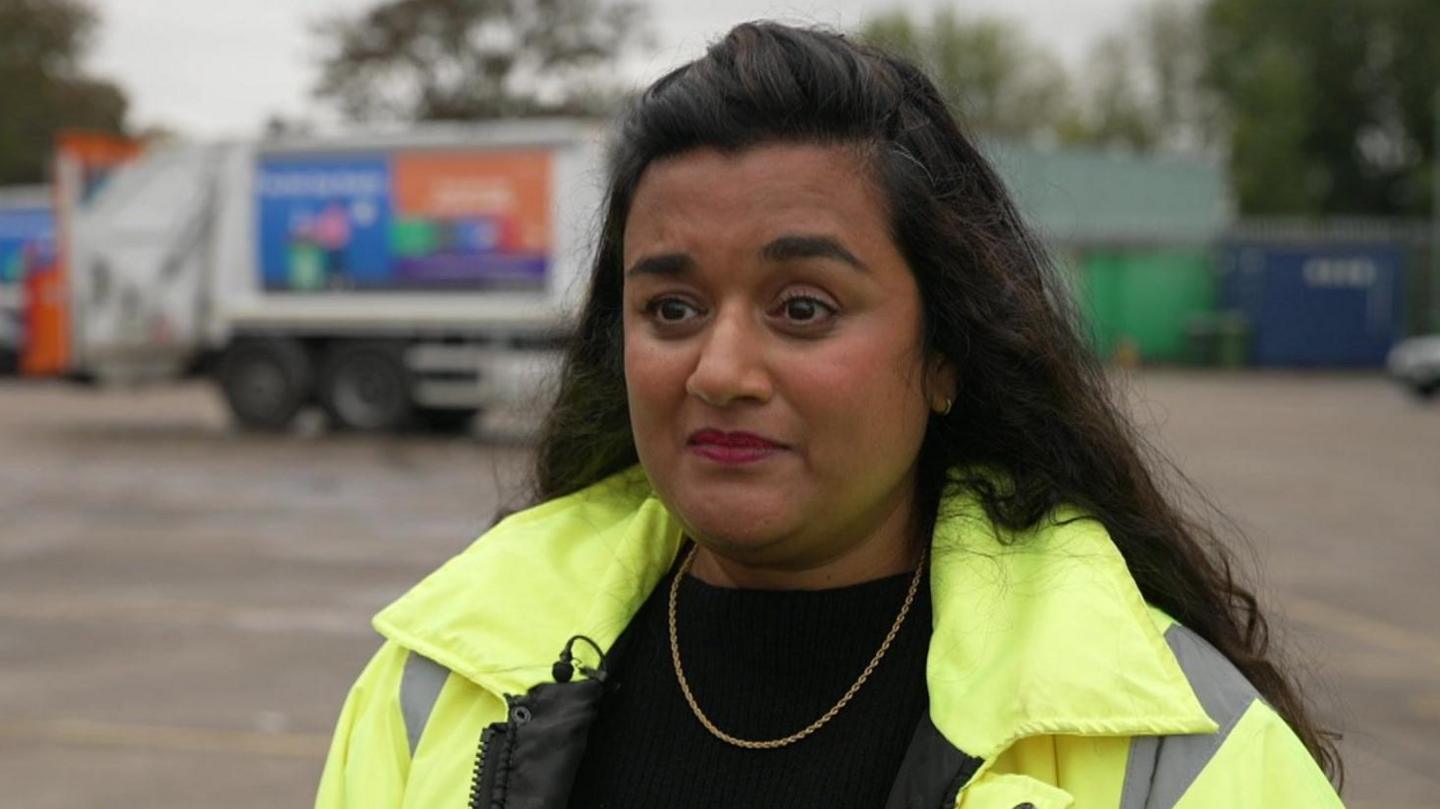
{"left": 687, "top": 429, "right": 785, "bottom": 464}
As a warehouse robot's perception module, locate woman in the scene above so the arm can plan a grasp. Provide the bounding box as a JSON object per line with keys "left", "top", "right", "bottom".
{"left": 316, "top": 23, "right": 1343, "bottom": 809}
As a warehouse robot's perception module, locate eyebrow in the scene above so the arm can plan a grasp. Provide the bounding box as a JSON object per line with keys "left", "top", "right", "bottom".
{"left": 623, "top": 234, "right": 868, "bottom": 279}
{"left": 624, "top": 252, "right": 696, "bottom": 279}
{"left": 761, "top": 235, "right": 868, "bottom": 271}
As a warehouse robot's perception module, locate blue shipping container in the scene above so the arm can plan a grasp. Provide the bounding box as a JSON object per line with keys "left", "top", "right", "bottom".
{"left": 1220, "top": 242, "right": 1405, "bottom": 367}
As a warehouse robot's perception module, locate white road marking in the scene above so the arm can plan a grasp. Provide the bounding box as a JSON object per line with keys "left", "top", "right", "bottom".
{"left": 0, "top": 594, "right": 375, "bottom": 637}
{"left": 0, "top": 719, "right": 328, "bottom": 759}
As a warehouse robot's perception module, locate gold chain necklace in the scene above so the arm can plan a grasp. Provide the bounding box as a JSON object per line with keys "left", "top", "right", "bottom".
{"left": 667, "top": 543, "right": 927, "bottom": 749}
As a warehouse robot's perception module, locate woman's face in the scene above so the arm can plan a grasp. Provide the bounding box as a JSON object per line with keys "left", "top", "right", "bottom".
{"left": 622, "top": 143, "right": 953, "bottom": 585}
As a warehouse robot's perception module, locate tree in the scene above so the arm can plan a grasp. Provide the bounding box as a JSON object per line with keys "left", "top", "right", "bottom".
{"left": 1142, "top": 0, "right": 1219, "bottom": 152}
{"left": 1058, "top": 35, "right": 1161, "bottom": 152}
{"left": 1056, "top": 0, "right": 1220, "bottom": 155}
{"left": 0, "top": 0, "right": 128, "bottom": 185}
{"left": 860, "top": 8, "right": 1070, "bottom": 143}
{"left": 312, "top": 0, "right": 648, "bottom": 122}
{"left": 1204, "top": 0, "right": 1440, "bottom": 215}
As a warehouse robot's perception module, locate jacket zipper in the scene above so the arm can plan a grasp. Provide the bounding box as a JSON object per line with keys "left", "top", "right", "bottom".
{"left": 469, "top": 721, "right": 511, "bottom": 809}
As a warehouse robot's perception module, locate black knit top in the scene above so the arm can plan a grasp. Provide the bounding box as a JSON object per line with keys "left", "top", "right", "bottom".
{"left": 567, "top": 553, "right": 932, "bottom": 809}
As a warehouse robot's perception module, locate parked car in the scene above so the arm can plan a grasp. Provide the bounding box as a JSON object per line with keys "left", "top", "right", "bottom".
{"left": 1388, "top": 335, "right": 1440, "bottom": 398}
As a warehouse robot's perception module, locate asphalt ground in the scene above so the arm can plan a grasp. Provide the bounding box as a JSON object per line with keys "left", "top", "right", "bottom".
{"left": 0, "top": 372, "right": 1435, "bottom": 808}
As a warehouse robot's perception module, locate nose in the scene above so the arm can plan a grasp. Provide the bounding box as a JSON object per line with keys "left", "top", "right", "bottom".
{"left": 685, "top": 306, "right": 773, "bottom": 407}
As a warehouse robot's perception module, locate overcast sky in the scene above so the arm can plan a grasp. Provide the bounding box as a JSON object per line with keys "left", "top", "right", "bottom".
{"left": 87, "top": 0, "right": 1144, "bottom": 138}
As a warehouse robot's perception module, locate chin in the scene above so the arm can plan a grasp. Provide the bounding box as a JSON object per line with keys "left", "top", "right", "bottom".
{"left": 669, "top": 491, "right": 801, "bottom": 556}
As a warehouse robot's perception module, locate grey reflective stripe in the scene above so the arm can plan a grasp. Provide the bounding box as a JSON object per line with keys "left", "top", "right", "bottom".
{"left": 1119, "top": 624, "right": 1262, "bottom": 809}
{"left": 1121, "top": 735, "right": 1160, "bottom": 809}
{"left": 400, "top": 652, "right": 449, "bottom": 757}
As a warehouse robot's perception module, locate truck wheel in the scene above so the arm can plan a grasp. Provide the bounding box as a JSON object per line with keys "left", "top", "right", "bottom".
{"left": 417, "top": 407, "right": 479, "bottom": 433}
{"left": 219, "top": 338, "right": 313, "bottom": 431}
{"left": 321, "top": 342, "right": 413, "bottom": 432}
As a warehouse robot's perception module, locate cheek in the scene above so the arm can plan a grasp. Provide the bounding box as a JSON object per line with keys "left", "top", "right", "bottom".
{"left": 788, "top": 337, "right": 929, "bottom": 453}
{"left": 623, "top": 334, "right": 688, "bottom": 431}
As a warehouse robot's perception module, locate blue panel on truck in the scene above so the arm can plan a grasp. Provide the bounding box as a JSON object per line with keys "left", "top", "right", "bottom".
{"left": 256, "top": 156, "right": 394, "bottom": 292}
{"left": 1220, "top": 242, "right": 1405, "bottom": 367}
{"left": 0, "top": 207, "right": 53, "bottom": 287}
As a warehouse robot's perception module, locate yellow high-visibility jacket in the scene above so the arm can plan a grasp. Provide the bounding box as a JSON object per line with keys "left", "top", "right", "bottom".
{"left": 315, "top": 468, "right": 1343, "bottom": 808}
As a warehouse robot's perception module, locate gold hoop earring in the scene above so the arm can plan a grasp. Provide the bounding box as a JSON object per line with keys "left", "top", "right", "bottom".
{"left": 937, "top": 397, "right": 953, "bottom": 416}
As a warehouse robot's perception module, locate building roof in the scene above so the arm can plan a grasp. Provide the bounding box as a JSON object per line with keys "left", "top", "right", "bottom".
{"left": 983, "top": 140, "right": 1232, "bottom": 247}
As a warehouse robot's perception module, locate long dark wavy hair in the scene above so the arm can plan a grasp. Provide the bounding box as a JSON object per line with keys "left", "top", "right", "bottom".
{"left": 531, "top": 21, "right": 1339, "bottom": 782}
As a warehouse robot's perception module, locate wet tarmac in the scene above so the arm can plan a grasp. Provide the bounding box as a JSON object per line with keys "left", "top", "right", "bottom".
{"left": 0, "top": 373, "right": 1434, "bottom": 807}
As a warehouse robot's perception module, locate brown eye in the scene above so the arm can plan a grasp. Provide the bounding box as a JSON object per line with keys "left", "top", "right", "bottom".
{"left": 646, "top": 297, "right": 701, "bottom": 324}
{"left": 775, "top": 294, "right": 836, "bottom": 325}
{"left": 786, "top": 298, "right": 820, "bottom": 321}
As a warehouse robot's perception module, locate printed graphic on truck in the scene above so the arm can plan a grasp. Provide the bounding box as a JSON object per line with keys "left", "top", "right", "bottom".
{"left": 257, "top": 150, "right": 552, "bottom": 292}
{"left": 0, "top": 208, "right": 54, "bottom": 287}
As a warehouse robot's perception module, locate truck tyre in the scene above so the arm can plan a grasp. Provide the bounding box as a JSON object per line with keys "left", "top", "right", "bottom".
{"left": 219, "top": 338, "right": 313, "bottom": 431}
{"left": 321, "top": 342, "right": 414, "bottom": 432}
{"left": 417, "top": 407, "right": 480, "bottom": 433}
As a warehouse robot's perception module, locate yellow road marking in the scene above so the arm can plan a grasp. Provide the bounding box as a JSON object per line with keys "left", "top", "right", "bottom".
{"left": 0, "top": 719, "right": 328, "bottom": 759}
{"left": 1409, "top": 694, "right": 1440, "bottom": 721}
{"left": 1284, "top": 595, "right": 1440, "bottom": 670}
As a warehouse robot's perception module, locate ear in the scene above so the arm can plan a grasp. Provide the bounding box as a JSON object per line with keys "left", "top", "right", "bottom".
{"left": 924, "top": 351, "right": 958, "bottom": 413}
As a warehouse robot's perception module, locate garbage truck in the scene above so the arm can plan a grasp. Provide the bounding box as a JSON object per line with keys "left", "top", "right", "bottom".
{"left": 31, "top": 120, "right": 604, "bottom": 431}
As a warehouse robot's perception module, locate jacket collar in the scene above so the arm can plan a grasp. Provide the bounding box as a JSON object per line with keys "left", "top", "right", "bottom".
{"left": 374, "top": 468, "right": 1214, "bottom": 761}
{"left": 923, "top": 500, "right": 1216, "bottom": 758}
